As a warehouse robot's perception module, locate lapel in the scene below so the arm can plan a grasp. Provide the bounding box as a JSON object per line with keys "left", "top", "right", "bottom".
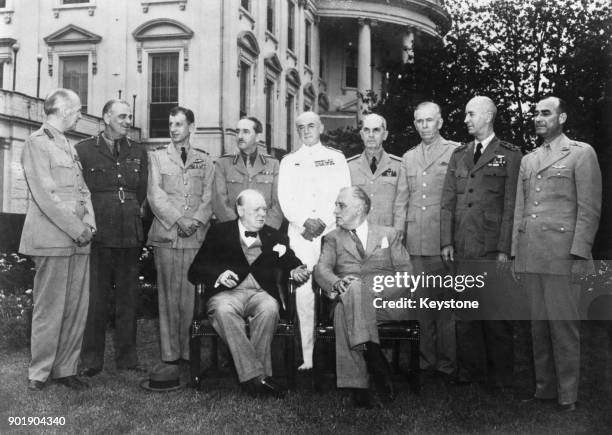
{"left": 472, "top": 136, "right": 499, "bottom": 172}
{"left": 232, "top": 155, "right": 249, "bottom": 176}
{"left": 185, "top": 146, "right": 200, "bottom": 169}
{"left": 372, "top": 151, "right": 393, "bottom": 178}
{"left": 419, "top": 139, "right": 447, "bottom": 170}
{"left": 229, "top": 220, "right": 250, "bottom": 266}
{"left": 458, "top": 143, "right": 475, "bottom": 172}
{"left": 358, "top": 153, "right": 374, "bottom": 179}
{"left": 117, "top": 136, "right": 131, "bottom": 161}
{"left": 341, "top": 228, "right": 363, "bottom": 261}
{"left": 95, "top": 133, "right": 117, "bottom": 163}
{"left": 537, "top": 134, "right": 571, "bottom": 173}
{"left": 250, "top": 153, "right": 266, "bottom": 175}
{"left": 166, "top": 144, "right": 184, "bottom": 168}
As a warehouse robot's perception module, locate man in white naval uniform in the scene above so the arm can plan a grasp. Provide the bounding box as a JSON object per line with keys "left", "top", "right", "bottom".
{"left": 278, "top": 111, "right": 351, "bottom": 369}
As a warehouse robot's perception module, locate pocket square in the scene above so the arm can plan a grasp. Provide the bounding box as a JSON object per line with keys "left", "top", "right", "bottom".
{"left": 273, "top": 243, "right": 287, "bottom": 257}
{"left": 380, "top": 236, "right": 389, "bottom": 249}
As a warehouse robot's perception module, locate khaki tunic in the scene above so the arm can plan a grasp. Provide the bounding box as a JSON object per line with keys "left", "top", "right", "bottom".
{"left": 393, "top": 137, "right": 459, "bottom": 256}
{"left": 212, "top": 152, "right": 283, "bottom": 229}
{"left": 348, "top": 151, "right": 401, "bottom": 227}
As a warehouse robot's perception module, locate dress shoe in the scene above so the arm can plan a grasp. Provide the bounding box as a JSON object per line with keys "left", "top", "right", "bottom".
{"left": 352, "top": 388, "right": 375, "bottom": 409}
{"left": 243, "top": 376, "right": 285, "bottom": 398}
{"left": 54, "top": 376, "right": 90, "bottom": 391}
{"left": 28, "top": 380, "right": 45, "bottom": 391}
{"left": 79, "top": 367, "right": 102, "bottom": 377}
{"left": 559, "top": 402, "right": 577, "bottom": 412}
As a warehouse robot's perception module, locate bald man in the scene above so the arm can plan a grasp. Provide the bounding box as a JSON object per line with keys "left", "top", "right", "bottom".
{"left": 348, "top": 114, "right": 401, "bottom": 227}
{"left": 188, "top": 189, "right": 308, "bottom": 397}
{"left": 440, "top": 96, "right": 522, "bottom": 391}
{"left": 278, "top": 111, "right": 351, "bottom": 369}
{"left": 393, "top": 102, "right": 459, "bottom": 378}
{"left": 20, "top": 88, "right": 95, "bottom": 391}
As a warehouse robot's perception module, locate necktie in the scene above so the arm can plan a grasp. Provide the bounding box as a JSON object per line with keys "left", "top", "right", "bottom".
{"left": 181, "top": 147, "right": 187, "bottom": 164}
{"left": 244, "top": 231, "right": 258, "bottom": 238}
{"left": 370, "top": 156, "right": 377, "bottom": 174}
{"left": 113, "top": 139, "right": 120, "bottom": 158}
{"left": 473, "top": 142, "right": 483, "bottom": 164}
{"left": 350, "top": 229, "right": 365, "bottom": 258}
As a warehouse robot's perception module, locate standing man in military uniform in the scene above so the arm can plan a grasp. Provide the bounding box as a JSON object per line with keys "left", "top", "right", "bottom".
{"left": 147, "top": 106, "right": 214, "bottom": 364}
{"left": 440, "top": 96, "right": 521, "bottom": 391}
{"left": 347, "top": 113, "right": 400, "bottom": 227}
{"left": 393, "top": 102, "right": 459, "bottom": 378}
{"left": 75, "top": 99, "right": 148, "bottom": 376}
{"left": 513, "top": 97, "right": 601, "bottom": 412}
{"left": 278, "top": 111, "right": 351, "bottom": 370}
{"left": 20, "top": 89, "right": 95, "bottom": 391}
{"left": 213, "top": 116, "right": 282, "bottom": 229}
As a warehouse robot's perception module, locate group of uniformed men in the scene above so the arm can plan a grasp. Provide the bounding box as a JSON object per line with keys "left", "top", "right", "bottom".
{"left": 21, "top": 88, "right": 601, "bottom": 413}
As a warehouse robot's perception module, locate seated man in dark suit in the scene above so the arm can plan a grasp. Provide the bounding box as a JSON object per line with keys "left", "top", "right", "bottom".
{"left": 188, "top": 189, "right": 309, "bottom": 397}
{"left": 314, "top": 186, "right": 413, "bottom": 408}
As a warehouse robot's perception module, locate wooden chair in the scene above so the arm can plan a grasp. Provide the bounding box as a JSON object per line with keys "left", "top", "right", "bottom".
{"left": 312, "top": 284, "right": 421, "bottom": 394}
{"left": 189, "top": 271, "right": 297, "bottom": 390}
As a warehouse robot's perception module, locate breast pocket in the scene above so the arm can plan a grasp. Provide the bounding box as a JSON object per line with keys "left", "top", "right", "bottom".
{"left": 254, "top": 173, "right": 274, "bottom": 197}
{"left": 545, "top": 168, "right": 572, "bottom": 187}
{"left": 85, "top": 167, "right": 106, "bottom": 191}
{"left": 188, "top": 168, "right": 207, "bottom": 196}
{"left": 161, "top": 168, "right": 182, "bottom": 193}
{"left": 405, "top": 169, "right": 418, "bottom": 192}
{"left": 483, "top": 166, "right": 507, "bottom": 189}
{"left": 455, "top": 168, "right": 468, "bottom": 194}
{"left": 50, "top": 159, "right": 76, "bottom": 188}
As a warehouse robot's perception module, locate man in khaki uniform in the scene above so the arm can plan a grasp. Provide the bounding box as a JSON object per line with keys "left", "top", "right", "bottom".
{"left": 20, "top": 88, "right": 96, "bottom": 391}
{"left": 440, "top": 96, "right": 522, "bottom": 391}
{"left": 513, "top": 97, "right": 601, "bottom": 411}
{"left": 393, "top": 102, "right": 459, "bottom": 377}
{"left": 148, "top": 106, "right": 214, "bottom": 363}
{"left": 213, "top": 117, "right": 282, "bottom": 229}
{"left": 348, "top": 113, "right": 400, "bottom": 227}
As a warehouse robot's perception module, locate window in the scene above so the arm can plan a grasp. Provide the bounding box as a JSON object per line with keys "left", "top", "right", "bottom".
{"left": 149, "top": 53, "right": 179, "bottom": 139}
{"left": 286, "top": 93, "right": 294, "bottom": 151}
{"left": 0, "top": 63, "right": 4, "bottom": 89}
{"left": 265, "top": 79, "right": 274, "bottom": 153}
{"left": 239, "top": 61, "right": 250, "bottom": 118}
{"left": 60, "top": 56, "right": 88, "bottom": 113}
{"left": 240, "top": 0, "right": 249, "bottom": 11}
{"left": 266, "top": 0, "right": 274, "bottom": 33}
{"left": 0, "top": 1, "right": 6, "bottom": 8}
{"left": 305, "top": 20, "right": 312, "bottom": 67}
{"left": 287, "top": 1, "right": 295, "bottom": 51}
{"left": 344, "top": 47, "right": 357, "bottom": 88}
{"left": 62, "top": 0, "right": 88, "bottom": 3}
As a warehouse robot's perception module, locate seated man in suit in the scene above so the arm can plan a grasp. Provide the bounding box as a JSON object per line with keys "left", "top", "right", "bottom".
{"left": 188, "top": 189, "right": 309, "bottom": 397}
{"left": 314, "top": 186, "right": 413, "bottom": 408}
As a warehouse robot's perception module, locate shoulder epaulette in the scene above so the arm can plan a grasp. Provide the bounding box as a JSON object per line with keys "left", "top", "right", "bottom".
{"left": 43, "top": 128, "right": 54, "bottom": 139}
{"left": 569, "top": 140, "right": 587, "bottom": 148}
{"left": 446, "top": 140, "right": 461, "bottom": 148}
{"left": 75, "top": 135, "right": 95, "bottom": 146}
{"left": 456, "top": 142, "right": 468, "bottom": 151}
{"left": 219, "top": 153, "right": 235, "bottom": 158}
{"left": 155, "top": 144, "right": 168, "bottom": 150}
{"left": 194, "top": 148, "right": 210, "bottom": 155}
{"left": 323, "top": 145, "right": 344, "bottom": 155}
{"left": 388, "top": 153, "right": 402, "bottom": 161}
{"left": 500, "top": 141, "right": 520, "bottom": 152}
{"left": 346, "top": 154, "right": 361, "bottom": 162}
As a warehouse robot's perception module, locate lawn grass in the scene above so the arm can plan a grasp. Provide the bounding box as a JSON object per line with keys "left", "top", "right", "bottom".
{"left": 0, "top": 320, "right": 611, "bottom": 434}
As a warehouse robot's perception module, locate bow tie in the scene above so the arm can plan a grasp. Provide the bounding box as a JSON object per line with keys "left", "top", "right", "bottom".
{"left": 244, "top": 231, "right": 258, "bottom": 238}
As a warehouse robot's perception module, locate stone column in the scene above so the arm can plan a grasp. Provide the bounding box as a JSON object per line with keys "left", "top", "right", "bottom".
{"left": 357, "top": 18, "right": 371, "bottom": 119}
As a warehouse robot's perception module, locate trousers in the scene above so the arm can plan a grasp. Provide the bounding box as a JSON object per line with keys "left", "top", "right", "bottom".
{"left": 29, "top": 255, "right": 89, "bottom": 382}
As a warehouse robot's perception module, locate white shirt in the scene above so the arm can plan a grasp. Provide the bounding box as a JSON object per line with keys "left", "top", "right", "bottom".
{"left": 278, "top": 141, "right": 351, "bottom": 236}
{"left": 353, "top": 219, "right": 369, "bottom": 250}
{"left": 474, "top": 133, "right": 495, "bottom": 155}
{"left": 238, "top": 220, "right": 259, "bottom": 247}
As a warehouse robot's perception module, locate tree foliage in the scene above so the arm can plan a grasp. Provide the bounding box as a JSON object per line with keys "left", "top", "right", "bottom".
{"left": 369, "top": 0, "right": 611, "bottom": 155}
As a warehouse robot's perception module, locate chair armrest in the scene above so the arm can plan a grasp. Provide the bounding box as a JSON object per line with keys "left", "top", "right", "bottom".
{"left": 193, "top": 283, "right": 207, "bottom": 321}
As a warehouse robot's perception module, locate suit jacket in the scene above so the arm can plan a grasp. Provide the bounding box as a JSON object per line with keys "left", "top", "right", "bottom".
{"left": 393, "top": 137, "right": 459, "bottom": 256}
{"left": 75, "top": 133, "right": 148, "bottom": 247}
{"left": 212, "top": 152, "right": 283, "bottom": 229}
{"left": 348, "top": 151, "right": 401, "bottom": 227}
{"left": 147, "top": 144, "right": 214, "bottom": 249}
{"left": 511, "top": 134, "right": 601, "bottom": 275}
{"left": 19, "top": 123, "right": 95, "bottom": 256}
{"left": 188, "top": 220, "right": 302, "bottom": 304}
{"left": 314, "top": 224, "right": 413, "bottom": 321}
{"left": 440, "top": 136, "right": 522, "bottom": 258}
